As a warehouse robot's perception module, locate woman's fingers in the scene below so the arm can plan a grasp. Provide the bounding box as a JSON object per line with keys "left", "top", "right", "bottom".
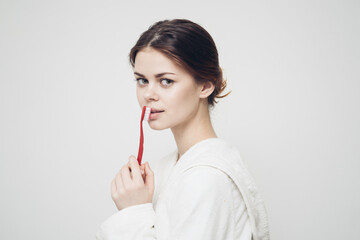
{"left": 144, "top": 162, "right": 154, "bottom": 192}
{"left": 119, "top": 156, "right": 144, "bottom": 188}
{"left": 140, "top": 164, "right": 145, "bottom": 175}
{"left": 115, "top": 171, "right": 124, "bottom": 193}
{"left": 110, "top": 158, "right": 155, "bottom": 211}
{"left": 120, "top": 162, "right": 132, "bottom": 187}
{"left": 140, "top": 164, "right": 146, "bottom": 181}
{"left": 128, "top": 156, "right": 143, "bottom": 184}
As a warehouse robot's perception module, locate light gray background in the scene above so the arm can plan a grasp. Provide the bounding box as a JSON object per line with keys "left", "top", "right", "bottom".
{"left": 0, "top": 0, "right": 359, "bottom": 239}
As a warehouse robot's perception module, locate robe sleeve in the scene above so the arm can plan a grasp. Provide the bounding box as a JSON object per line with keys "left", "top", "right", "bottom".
{"left": 96, "top": 166, "right": 237, "bottom": 239}
{"left": 95, "top": 203, "right": 156, "bottom": 240}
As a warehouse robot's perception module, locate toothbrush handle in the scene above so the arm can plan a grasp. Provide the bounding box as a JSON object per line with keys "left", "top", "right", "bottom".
{"left": 137, "top": 121, "right": 144, "bottom": 165}
{"left": 137, "top": 106, "right": 146, "bottom": 165}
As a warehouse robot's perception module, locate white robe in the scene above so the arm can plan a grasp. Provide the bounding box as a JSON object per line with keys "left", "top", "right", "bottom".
{"left": 96, "top": 138, "right": 270, "bottom": 240}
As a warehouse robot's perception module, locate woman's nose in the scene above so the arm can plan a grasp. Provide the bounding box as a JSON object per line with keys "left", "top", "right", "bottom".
{"left": 144, "top": 84, "right": 159, "bottom": 101}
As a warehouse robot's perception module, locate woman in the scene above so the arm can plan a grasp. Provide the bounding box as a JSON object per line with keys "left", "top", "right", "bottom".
{"left": 96, "top": 19, "right": 269, "bottom": 240}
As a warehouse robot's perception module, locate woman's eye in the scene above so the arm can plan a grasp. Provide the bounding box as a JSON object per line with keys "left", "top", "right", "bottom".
{"left": 136, "top": 78, "right": 148, "bottom": 85}
{"left": 160, "top": 79, "right": 174, "bottom": 86}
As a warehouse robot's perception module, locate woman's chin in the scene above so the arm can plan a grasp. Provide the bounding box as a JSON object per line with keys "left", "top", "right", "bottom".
{"left": 148, "top": 122, "right": 168, "bottom": 130}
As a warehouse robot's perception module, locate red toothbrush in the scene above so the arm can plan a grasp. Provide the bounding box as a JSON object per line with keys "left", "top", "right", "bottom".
{"left": 137, "top": 106, "right": 151, "bottom": 165}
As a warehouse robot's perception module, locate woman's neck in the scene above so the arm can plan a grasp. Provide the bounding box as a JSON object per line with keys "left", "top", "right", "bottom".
{"left": 171, "top": 102, "right": 217, "bottom": 161}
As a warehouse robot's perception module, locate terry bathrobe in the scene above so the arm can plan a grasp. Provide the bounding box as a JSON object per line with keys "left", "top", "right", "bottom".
{"left": 96, "top": 138, "right": 270, "bottom": 240}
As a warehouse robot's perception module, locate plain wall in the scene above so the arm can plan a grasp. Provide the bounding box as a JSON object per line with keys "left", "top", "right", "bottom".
{"left": 0, "top": 0, "right": 359, "bottom": 239}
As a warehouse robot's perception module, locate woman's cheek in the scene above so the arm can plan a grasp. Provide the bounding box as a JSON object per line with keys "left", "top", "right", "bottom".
{"left": 136, "top": 88, "right": 142, "bottom": 105}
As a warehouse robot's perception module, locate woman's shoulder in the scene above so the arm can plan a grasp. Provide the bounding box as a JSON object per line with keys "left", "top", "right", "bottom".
{"left": 170, "top": 165, "right": 240, "bottom": 208}
{"left": 182, "top": 138, "right": 246, "bottom": 169}
{"left": 180, "top": 165, "right": 233, "bottom": 187}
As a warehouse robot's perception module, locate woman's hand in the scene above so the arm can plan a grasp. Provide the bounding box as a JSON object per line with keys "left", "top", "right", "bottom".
{"left": 111, "top": 155, "right": 154, "bottom": 211}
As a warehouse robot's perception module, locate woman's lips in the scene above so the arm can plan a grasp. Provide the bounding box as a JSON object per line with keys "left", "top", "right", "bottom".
{"left": 151, "top": 109, "right": 164, "bottom": 113}
{"left": 149, "top": 110, "right": 164, "bottom": 120}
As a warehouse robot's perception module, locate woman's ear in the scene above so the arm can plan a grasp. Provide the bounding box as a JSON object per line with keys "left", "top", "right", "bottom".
{"left": 199, "top": 81, "right": 215, "bottom": 99}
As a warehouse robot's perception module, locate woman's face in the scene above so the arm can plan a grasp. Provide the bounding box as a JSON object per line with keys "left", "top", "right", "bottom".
{"left": 134, "top": 47, "right": 203, "bottom": 130}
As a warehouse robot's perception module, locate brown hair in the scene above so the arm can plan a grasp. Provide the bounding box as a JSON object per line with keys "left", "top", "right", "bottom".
{"left": 129, "top": 19, "right": 230, "bottom": 107}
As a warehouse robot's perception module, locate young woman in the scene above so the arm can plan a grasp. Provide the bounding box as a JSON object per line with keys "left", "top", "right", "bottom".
{"left": 96, "top": 19, "right": 269, "bottom": 240}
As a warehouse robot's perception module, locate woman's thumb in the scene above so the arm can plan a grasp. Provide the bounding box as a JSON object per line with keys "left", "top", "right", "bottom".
{"left": 144, "top": 162, "right": 154, "bottom": 189}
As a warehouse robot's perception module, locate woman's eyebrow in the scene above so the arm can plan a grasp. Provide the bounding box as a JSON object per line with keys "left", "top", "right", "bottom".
{"left": 134, "top": 72, "right": 176, "bottom": 78}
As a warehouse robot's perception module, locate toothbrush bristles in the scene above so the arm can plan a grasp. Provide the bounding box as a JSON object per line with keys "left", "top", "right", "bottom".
{"left": 144, "top": 107, "right": 151, "bottom": 121}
